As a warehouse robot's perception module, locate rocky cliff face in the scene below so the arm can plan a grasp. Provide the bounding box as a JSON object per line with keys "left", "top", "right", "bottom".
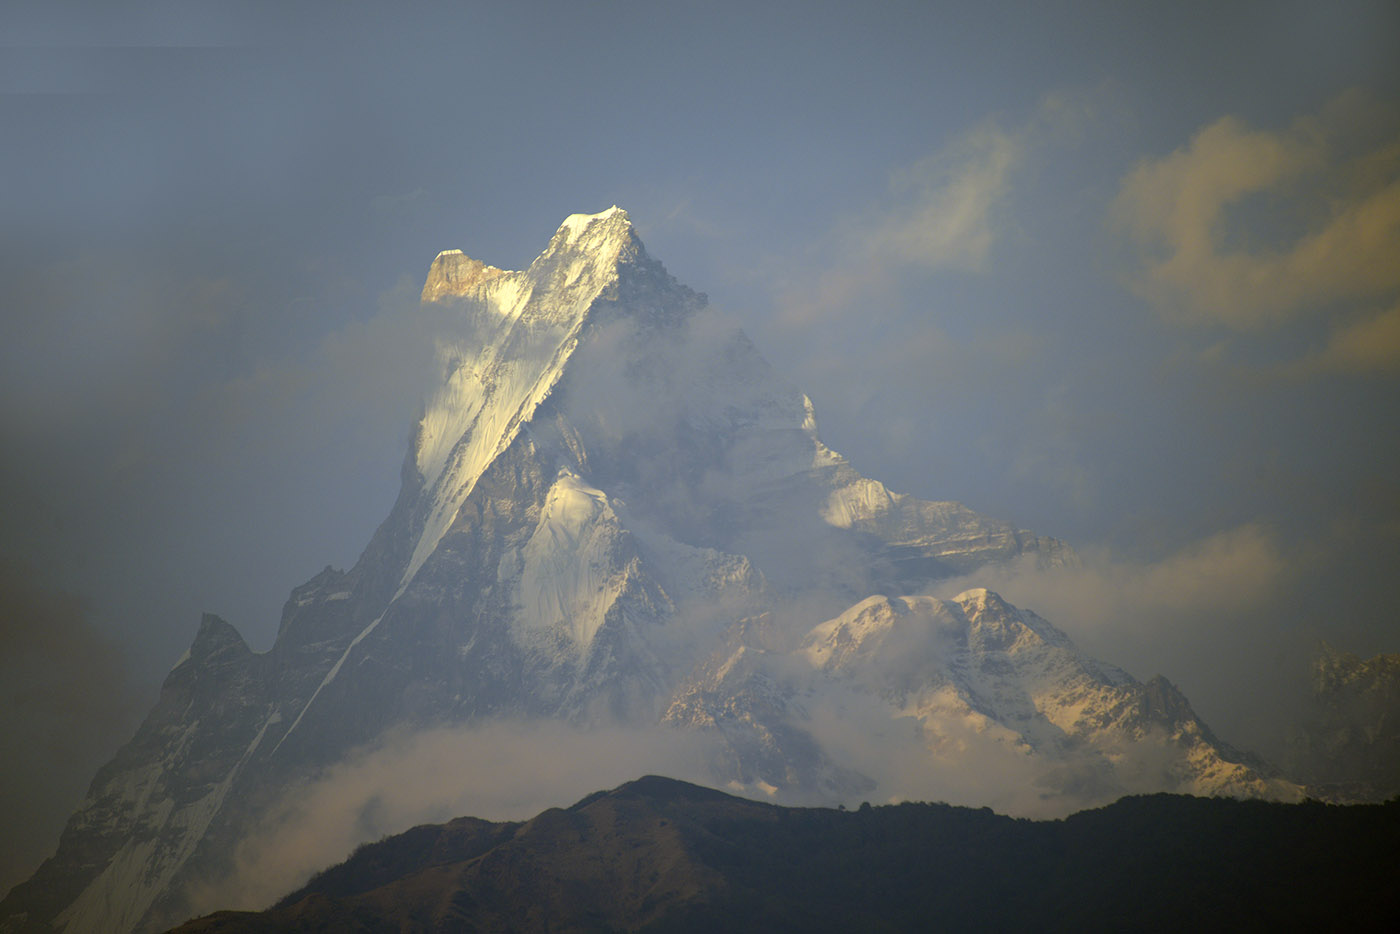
{"left": 0, "top": 208, "right": 1293, "bottom": 934}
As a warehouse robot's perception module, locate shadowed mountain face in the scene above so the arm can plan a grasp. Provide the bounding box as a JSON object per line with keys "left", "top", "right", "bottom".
{"left": 0, "top": 209, "right": 1298, "bottom": 934}
{"left": 168, "top": 776, "right": 1398, "bottom": 934}
{"left": 1290, "top": 645, "right": 1400, "bottom": 800}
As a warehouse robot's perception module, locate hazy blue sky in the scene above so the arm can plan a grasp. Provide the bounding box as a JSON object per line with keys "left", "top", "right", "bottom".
{"left": 3, "top": 0, "right": 1398, "bottom": 891}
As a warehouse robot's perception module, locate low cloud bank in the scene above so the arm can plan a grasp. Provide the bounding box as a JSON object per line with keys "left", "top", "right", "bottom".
{"left": 935, "top": 523, "right": 1289, "bottom": 630}
{"left": 186, "top": 721, "right": 720, "bottom": 915}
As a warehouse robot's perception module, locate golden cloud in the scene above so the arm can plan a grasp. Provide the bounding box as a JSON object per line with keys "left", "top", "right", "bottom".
{"left": 1112, "top": 93, "right": 1400, "bottom": 372}
{"left": 1299, "top": 301, "right": 1400, "bottom": 375}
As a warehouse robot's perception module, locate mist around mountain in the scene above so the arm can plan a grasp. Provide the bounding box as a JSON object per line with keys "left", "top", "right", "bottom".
{"left": 1, "top": 208, "right": 1374, "bottom": 934}
{"left": 167, "top": 776, "right": 1398, "bottom": 934}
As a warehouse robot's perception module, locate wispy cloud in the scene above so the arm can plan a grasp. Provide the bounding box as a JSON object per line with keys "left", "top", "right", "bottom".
{"left": 772, "top": 86, "right": 1115, "bottom": 333}
{"left": 1112, "top": 91, "right": 1400, "bottom": 372}
{"left": 776, "top": 119, "right": 1024, "bottom": 327}
{"left": 936, "top": 523, "right": 1291, "bottom": 635}
{"left": 861, "top": 122, "right": 1022, "bottom": 272}
{"left": 1292, "top": 301, "right": 1400, "bottom": 376}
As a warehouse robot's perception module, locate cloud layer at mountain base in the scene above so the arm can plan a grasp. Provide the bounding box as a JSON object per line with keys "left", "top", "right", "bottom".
{"left": 184, "top": 721, "right": 721, "bottom": 914}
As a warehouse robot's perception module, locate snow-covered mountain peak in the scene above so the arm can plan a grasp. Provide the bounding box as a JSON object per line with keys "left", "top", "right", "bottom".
{"left": 952, "top": 587, "right": 1066, "bottom": 652}
{"left": 557, "top": 205, "right": 630, "bottom": 242}
{"left": 402, "top": 208, "right": 682, "bottom": 591}
{"left": 529, "top": 205, "right": 644, "bottom": 287}
{"left": 954, "top": 587, "right": 1015, "bottom": 619}
{"left": 420, "top": 207, "right": 639, "bottom": 306}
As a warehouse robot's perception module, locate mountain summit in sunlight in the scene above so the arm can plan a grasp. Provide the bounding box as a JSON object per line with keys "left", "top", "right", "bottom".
{"left": 0, "top": 209, "right": 1298, "bottom": 934}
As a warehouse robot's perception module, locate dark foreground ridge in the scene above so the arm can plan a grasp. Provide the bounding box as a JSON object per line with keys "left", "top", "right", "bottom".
{"left": 170, "top": 776, "right": 1396, "bottom": 933}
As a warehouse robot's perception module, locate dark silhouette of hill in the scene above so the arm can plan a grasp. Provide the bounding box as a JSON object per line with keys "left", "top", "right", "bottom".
{"left": 169, "top": 776, "right": 1397, "bottom": 933}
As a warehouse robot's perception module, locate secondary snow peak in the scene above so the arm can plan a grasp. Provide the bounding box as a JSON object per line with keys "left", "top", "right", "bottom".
{"left": 421, "top": 249, "right": 508, "bottom": 302}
